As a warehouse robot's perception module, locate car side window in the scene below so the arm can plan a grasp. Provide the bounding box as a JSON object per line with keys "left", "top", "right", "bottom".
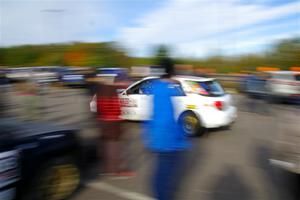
{"left": 140, "top": 80, "right": 154, "bottom": 95}
{"left": 127, "top": 84, "right": 140, "bottom": 95}
{"left": 127, "top": 79, "right": 155, "bottom": 95}
{"left": 174, "top": 83, "right": 186, "bottom": 96}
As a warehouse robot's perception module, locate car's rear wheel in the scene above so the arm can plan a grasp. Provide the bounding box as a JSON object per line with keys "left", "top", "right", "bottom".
{"left": 180, "top": 111, "right": 205, "bottom": 137}
{"left": 24, "top": 157, "right": 80, "bottom": 200}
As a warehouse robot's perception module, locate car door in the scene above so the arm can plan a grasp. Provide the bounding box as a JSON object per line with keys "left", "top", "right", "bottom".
{"left": 120, "top": 79, "right": 155, "bottom": 121}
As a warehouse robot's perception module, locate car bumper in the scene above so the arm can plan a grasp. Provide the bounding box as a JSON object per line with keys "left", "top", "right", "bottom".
{"left": 200, "top": 106, "right": 237, "bottom": 128}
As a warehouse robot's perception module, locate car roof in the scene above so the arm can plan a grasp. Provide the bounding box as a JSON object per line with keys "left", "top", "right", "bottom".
{"left": 138, "top": 76, "right": 214, "bottom": 83}
{"left": 173, "top": 75, "right": 215, "bottom": 82}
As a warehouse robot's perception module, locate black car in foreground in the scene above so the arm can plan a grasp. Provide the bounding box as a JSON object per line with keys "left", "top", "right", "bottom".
{"left": 0, "top": 119, "right": 87, "bottom": 200}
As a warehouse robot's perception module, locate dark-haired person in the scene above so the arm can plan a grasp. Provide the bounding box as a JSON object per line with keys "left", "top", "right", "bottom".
{"left": 143, "top": 59, "right": 191, "bottom": 200}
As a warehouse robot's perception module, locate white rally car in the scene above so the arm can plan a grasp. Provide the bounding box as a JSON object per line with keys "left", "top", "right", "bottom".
{"left": 119, "top": 76, "right": 237, "bottom": 136}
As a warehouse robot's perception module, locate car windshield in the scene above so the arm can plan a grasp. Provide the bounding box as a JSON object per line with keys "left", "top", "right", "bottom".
{"left": 185, "top": 80, "right": 225, "bottom": 96}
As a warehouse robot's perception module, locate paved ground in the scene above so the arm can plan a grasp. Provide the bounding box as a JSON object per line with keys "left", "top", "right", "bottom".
{"left": 3, "top": 85, "right": 300, "bottom": 200}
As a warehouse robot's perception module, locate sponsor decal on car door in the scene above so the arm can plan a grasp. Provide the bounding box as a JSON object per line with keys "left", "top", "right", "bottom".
{"left": 120, "top": 79, "right": 154, "bottom": 120}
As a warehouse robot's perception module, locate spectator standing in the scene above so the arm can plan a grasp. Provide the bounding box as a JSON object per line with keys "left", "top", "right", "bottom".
{"left": 96, "top": 76, "right": 135, "bottom": 177}
{"left": 143, "top": 53, "right": 191, "bottom": 200}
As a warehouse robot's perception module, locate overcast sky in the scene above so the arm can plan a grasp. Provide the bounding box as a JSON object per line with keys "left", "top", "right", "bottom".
{"left": 0, "top": 0, "right": 299, "bottom": 57}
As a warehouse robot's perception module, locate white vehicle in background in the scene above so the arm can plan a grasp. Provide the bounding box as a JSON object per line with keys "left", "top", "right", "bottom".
{"left": 6, "top": 67, "right": 32, "bottom": 82}
{"left": 31, "top": 66, "right": 60, "bottom": 83}
{"left": 119, "top": 76, "right": 237, "bottom": 136}
{"left": 266, "top": 71, "right": 300, "bottom": 102}
{"left": 6, "top": 67, "right": 60, "bottom": 83}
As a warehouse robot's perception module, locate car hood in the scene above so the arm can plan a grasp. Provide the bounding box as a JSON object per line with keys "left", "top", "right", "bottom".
{"left": 0, "top": 118, "right": 77, "bottom": 142}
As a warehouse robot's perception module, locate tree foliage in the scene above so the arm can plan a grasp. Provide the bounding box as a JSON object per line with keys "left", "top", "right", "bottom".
{"left": 0, "top": 42, "right": 131, "bottom": 68}
{"left": 0, "top": 37, "right": 299, "bottom": 73}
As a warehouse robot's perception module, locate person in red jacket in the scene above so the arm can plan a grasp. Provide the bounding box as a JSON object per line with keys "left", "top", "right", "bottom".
{"left": 96, "top": 77, "right": 134, "bottom": 177}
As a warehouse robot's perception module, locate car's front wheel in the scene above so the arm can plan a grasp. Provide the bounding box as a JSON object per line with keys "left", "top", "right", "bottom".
{"left": 179, "top": 111, "right": 205, "bottom": 137}
{"left": 23, "top": 156, "right": 80, "bottom": 200}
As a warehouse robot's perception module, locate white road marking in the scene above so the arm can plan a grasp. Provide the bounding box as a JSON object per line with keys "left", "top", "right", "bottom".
{"left": 87, "top": 182, "right": 155, "bottom": 200}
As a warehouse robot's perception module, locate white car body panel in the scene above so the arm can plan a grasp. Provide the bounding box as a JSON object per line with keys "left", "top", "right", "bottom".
{"left": 119, "top": 76, "right": 237, "bottom": 128}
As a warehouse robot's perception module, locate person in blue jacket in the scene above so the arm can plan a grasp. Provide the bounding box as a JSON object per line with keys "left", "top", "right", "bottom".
{"left": 143, "top": 56, "right": 191, "bottom": 200}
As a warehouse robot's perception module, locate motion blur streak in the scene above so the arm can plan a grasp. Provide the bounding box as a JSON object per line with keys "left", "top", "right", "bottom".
{"left": 1, "top": 0, "right": 300, "bottom": 199}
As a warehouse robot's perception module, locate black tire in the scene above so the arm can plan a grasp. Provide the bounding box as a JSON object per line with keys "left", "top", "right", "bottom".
{"left": 179, "top": 111, "right": 205, "bottom": 137}
{"left": 23, "top": 156, "right": 81, "bottom": 200}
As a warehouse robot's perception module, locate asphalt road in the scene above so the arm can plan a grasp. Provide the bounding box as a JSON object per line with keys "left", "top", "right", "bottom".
{"left": 3, "top": 85, "right": 300, "bottom": 200}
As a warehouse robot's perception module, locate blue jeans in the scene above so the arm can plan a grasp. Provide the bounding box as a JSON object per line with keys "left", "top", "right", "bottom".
{"left": 152, "top": 151, "right": 187, "bottom": 200}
